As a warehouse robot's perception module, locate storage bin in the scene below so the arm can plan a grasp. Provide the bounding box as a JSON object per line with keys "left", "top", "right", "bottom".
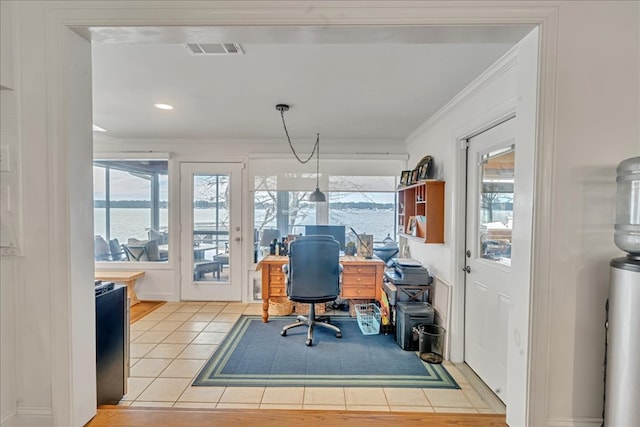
{"left": 268, "top": 298, "right": 293, "bottom": 316}
{"left": 348, "top": 299, "right": 371, "bottom": 317}
{"left": 354, "top": 303, "right": 381, "bottom": 335}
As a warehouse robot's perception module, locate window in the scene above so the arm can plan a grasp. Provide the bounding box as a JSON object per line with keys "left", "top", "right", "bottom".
{"left": 479, "top": 146, "right": 514, "bottom": 264}
{"left": 94, "top": 159, "right": 169, "bottom": 262}
{"left": 328, "top": 176, "right": 397, "bottom": 242}
{"left": 252, "top": 158, "right": 402, "bottom": 261}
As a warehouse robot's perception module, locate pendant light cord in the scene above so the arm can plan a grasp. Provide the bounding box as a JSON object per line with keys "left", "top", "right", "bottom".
{"left": 276, "top": 104, "right": 325, "bottom": 200}
{"left": 279, "top": 109, "right": 320, "bottom": 164}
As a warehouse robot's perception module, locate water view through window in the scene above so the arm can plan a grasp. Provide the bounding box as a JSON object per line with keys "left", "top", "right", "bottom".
{"left": 254, "top": 189, "right": 396, "bottom": 262}
{"left": 94, "top": 160, "right": 169, "bottom": 262}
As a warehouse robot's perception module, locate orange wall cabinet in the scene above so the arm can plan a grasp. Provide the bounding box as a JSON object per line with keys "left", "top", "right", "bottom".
{"left": 397, "top": 180, "right": 445, "bottom": 244}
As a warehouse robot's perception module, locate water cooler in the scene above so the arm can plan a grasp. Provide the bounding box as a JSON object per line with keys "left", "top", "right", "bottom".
{"left": 605, "top": 156, "right": 640, "bottom": 426}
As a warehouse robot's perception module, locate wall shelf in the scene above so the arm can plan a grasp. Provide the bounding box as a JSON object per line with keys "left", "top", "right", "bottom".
{"left": 397, "top": 180, "right": 445, "bottom": 244}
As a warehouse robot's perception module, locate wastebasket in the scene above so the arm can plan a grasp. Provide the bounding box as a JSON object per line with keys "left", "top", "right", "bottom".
{"left": 413, "top": 324, "right": 445, "bottom": 364}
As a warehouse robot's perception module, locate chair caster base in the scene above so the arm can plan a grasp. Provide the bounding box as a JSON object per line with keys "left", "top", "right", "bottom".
{"left": 280, "top": 330, "right": 287, "bottom": 337}
{"left": 336, "top": 332, "right": 342, "bottom": 338}
{"left": 305, "top": 339, "right": 312, "bottom": 346}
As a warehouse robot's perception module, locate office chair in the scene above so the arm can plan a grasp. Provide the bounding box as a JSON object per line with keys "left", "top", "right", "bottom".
{"left": 280, "top": 235, "right": 342, "bottom": 346}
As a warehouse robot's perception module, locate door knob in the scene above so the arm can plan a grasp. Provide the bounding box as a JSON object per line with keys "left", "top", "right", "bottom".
{"left": 463, "top": 266, "right": 471, "bottom": 273}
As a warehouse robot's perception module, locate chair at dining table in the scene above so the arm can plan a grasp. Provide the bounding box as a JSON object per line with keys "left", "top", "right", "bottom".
{"left": 123, "top": 238, "right": 165, "bottom": 261}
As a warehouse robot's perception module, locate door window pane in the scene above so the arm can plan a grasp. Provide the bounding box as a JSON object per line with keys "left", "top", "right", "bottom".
{"left": 479, "top": 147, "right": 514, "bottom": 265}
{"left": 192, "top": 174, "right": 229, "bottom": 281}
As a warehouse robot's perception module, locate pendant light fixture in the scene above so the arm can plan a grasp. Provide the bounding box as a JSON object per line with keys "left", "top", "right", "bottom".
{"left": 275, "top": 104, "right": 326, "bottom": 202}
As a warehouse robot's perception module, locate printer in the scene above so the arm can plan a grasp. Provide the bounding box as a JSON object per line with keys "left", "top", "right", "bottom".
{"left": 383, "top": 258, "right": 433, "bottom": 306}
{"left": 384, "top": 258, "right": 432, "bottom": 286}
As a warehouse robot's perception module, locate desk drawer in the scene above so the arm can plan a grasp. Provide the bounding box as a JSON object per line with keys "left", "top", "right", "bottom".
{"left": 269, "top": 285, "right": 286, "bottom": 297}
{"left": 341, "top": 285, "right": 376, "bottom": 299}
{"left": 342, "top": 265, "right": 377, "bottom": 275}
{"left": 342, "top": 273, "right": 376, "bottom": 286}
{"left": 269, "top": 272, "right": 285, "bottom": 286}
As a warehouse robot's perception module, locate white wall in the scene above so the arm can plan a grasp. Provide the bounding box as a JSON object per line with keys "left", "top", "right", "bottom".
{"left": 0, "top": 2, "right": 19, "bottom": 421}
{"left": 65, "top": 29, "right": 97, "bottom": 425}
{"left": 0, "top": 2, "right": 638, "bottom": 427}
{"left": 539, "top": 3, "right": 639, "bottom": 425}
{"left": 0, "top": 1, "right": 14, "bottom": 90}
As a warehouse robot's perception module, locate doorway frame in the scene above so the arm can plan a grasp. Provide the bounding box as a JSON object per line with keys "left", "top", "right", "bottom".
{"left": 29, "top": 3, "right": 559, "bottom": 427}
{"left": 450, "top": 27, "right": 540, "bottom": 423}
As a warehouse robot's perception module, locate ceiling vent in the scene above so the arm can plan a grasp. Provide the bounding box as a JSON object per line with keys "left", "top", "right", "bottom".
{"left": 184, "top": 43, "right": 244, "bottom": 56}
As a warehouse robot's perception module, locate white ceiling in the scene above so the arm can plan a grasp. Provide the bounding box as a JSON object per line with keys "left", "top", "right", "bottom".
{"left": 90, "top": 25, "right": 532, "bottom": 142}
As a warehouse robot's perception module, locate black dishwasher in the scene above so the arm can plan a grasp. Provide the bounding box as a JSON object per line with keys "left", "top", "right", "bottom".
{"left": 95, "top": 281, "right": 128, "bottom": 405}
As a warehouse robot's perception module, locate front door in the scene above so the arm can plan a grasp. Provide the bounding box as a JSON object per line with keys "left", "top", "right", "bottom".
{"left": 464, "top": 118, "right": 515, "bottom": 403}
{"left": 180, "top": 163, "right": 242, "bottom": 301}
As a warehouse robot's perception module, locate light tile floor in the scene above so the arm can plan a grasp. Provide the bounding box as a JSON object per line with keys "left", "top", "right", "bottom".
{"left": 121, "top": 301, "right": 506, "bottom": 413}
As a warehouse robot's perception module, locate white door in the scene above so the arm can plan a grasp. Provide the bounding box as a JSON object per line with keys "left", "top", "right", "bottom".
{"left": 180, "top": 163, "right": 242, "bottom": 301}
{"left": 464, "top": 118, "right": 515, "bottom": 403}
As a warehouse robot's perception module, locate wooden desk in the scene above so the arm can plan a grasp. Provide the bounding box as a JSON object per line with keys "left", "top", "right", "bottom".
{"left": 256, "top": 255, "right": 385, "bottom": 323}
{"left": 95, "top": 271, "right": 145, "bottom": 306}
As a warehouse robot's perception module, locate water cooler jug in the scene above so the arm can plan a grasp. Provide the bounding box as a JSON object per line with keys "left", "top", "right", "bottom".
{"left": 605, "top": 156, "right": 640, "bottom": 426}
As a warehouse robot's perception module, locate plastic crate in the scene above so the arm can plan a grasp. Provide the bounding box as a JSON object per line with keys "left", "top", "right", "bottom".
{"left": 354, "top": 303, "right": 381, "bottom": 335}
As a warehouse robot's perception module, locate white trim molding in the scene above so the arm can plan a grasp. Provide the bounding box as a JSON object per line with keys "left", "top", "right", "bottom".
{"left": 9, "top": 2, "right": 570, "bottom": 427}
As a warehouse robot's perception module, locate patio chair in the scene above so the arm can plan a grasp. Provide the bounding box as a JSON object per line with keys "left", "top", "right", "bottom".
{"left": 123, "top": 239, "right": 164, "bottom": 261}
{"left": 109, "top": 238, "right": 127, "bottom": 261}
{"left": 94, "top": 236, "right": 112, "bottom": 261}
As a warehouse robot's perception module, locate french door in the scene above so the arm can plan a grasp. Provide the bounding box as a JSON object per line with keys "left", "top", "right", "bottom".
{"left": 180, "top": 163, "right": 242, "bottom": 301}
{"left": 464, "top": 118, "right": 515, "bottom": 403}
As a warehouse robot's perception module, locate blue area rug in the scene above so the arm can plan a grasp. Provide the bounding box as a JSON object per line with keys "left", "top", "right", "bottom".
{"left": 193, "top": 315, "right": 459, "bottom": 388}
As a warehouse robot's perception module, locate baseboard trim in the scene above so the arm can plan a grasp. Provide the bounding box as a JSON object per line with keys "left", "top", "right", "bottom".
{"left": 547, "top": 417, "right": 602, "bottom": 427}
{"left": 1, "top": 408, "right": 53, "bottom": 427}
{"left": 0, "top": 410, "right": 17, "bottom": 426}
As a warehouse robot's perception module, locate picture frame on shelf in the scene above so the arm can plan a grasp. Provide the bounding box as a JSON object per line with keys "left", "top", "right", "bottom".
{"left": 417, "top": 155, "right": 433, "bottom": 180}
{"left": 415, "top": 215, "right": 427, "bottom": 237}
{"left": 400, "top": 170, "right": 411, "bottom": 186}
{"left": 406, "top": 216, "right": 417, "bottom": 235}
{"left": 410, "top": 169, "right": 419, "bottom": 184}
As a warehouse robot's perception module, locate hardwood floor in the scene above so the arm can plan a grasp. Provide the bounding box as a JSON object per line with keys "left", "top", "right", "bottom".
{"left": 88, "top": 407, "right": 508, "bottom": 426}
{"left": 130, "top": 300, "right": 166, "bottom": 324}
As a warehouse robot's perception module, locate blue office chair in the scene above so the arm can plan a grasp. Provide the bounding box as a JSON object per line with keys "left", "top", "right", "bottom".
{"left": 281, "top": 235, "right": 342, "bottom": 346}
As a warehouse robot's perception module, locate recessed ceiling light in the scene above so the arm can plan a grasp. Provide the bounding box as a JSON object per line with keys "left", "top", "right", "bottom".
{"left": 154, "top": 103, "right": 174, "bottom": 110}
{"left": 92, "top": 124, "right": 106, "bottom": 132}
